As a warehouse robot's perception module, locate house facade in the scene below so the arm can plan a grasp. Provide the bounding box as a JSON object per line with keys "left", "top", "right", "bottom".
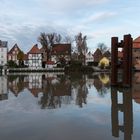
{"left": 0, "top": 40, "right": 8, "bottom": 66}
{"left": 27, "top": 44, "right": 42, "bottom": 68}
{"left": 8, "top": 44, "right": 22, "bottom": 64}
{"left": 85, "top": 51, "right": 94, "bottom": 65}
{"left": 133, "top": 36, "right": 140, "bottom": 69}
{"left": 51, "top": 44, "right": 71, "bottom": 65}
{"left": 93, "top": 48, "right": 103, "bottom": 65}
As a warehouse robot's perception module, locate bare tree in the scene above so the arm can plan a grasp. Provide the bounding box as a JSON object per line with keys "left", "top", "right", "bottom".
{"left": 38, "top": 32, "right": 48, "bottom": 47}
{"left": 75, "top": 32, "right": 88, "bottom": 65}
{"left": 38, "top": 32, "right": 60, "bottom": 61}
{"left": 97, "top": 43, "right": 108, "bottom": 54}
{"left": 64, "top": 35, "right": 73, "bottom": 44}
{"left": 75, "top": 32, "right": 88, "bottom": 54}
{"left": 55, "top": 33, "right": 62, "bottom": 44}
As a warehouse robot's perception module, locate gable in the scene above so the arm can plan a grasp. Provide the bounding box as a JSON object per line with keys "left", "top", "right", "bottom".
{"left": 28, "top": 44, "right": 41, "bottom": 54}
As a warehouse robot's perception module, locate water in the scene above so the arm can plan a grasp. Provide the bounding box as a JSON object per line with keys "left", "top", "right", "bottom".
{"left": 0, "top": 72, "right": 140, "bottom": 140}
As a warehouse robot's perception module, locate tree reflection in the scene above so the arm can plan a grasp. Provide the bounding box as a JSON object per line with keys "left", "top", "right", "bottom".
{"left": 39, "top": 75, "right": 71, "bottom": 109}
{"left": 76, "top": 77, "right": 88, "bottom": 108}
{"left": 5, "top": 73, "right": 111, "bottom": 109}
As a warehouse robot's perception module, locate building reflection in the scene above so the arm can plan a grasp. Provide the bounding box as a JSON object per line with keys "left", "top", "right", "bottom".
{"left": 0, "top": 75, "right": 8, "bottom": 101}
{"left": 39, "top": 74, "right": 72, "bottom": 109}
{"left": 8, "top": 75, "right": 26, "bottom": 96}
{"left": 93, "top": 73, "right": 110, "bottom": 96}
{"left": 111, "top": 87, "right": 133, "bottom": 140}
{"left": 1, "top": 72, "right": 111, "bottom": 107}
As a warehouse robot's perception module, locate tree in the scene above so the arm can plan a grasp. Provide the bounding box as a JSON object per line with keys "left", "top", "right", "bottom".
{"left": 75, "top": 33, "right": 87, "bottom": 54}
{"left": 38, "top": 32, "right": 62, "bottom": 61}
{"left": 7, "top": 60, "right": 18, "bottom": 68}
{"left": 55, "top": 33, "right": 62, "bottom": 44}
{"left": 75, "top": 32, "right": 88, "bottom": 64}
{"left": 64, "top": 35, "right": 73, "bottom": 43}
{"left": 17, "top": 51, "right": 24, "bottom": 67}
{"left": 97, "top": 43, "right": 108, "bottom": 54}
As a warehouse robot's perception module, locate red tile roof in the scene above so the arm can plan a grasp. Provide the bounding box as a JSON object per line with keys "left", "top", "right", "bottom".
{"left": 133, "top": 36, "right": 140, "bottom": 43}
{"left": 51, "top": 44, "right": 71, "bottom": 55}
{"left": 28, "top": 44, "right": 41, "bottom": 54}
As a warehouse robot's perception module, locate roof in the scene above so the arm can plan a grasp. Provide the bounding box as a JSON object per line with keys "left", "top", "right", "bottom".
{"left": 28, "top": 44, "right": 41, "bottom": 54}
{"left": 51, "top": 44, "right": 71, "bottom": 55}
{"left": 8, "top": 44, "right": 21, "bottom": 54}
{"left": 103, "top": 51, "right": 111, "bottom": 58}
{"left": 133, "top": 36, "right": 140, "bottom": 43}
{"left": 93, "top": 48, "right": 102, "bottom": 56}
{"left": 46, "top": 61, "right": 55, "bottom": 65}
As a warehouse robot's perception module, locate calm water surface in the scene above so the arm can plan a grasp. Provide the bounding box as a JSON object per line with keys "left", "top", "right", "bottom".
{"left": 0, "top": 72, "right": 140, "bottom": 140}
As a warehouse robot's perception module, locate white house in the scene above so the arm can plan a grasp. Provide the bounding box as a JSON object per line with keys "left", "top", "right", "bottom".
{"left": 0, "top": 40, "right": 8, "bottom": 66}
{"left": 85, "top": 51, "right": 94, "bottom": 65}
{"left": 27, "top": 44, "right": 42, "bottom": 68}
{"left": 28, "top": 73, "right": 42, "bottom": 97}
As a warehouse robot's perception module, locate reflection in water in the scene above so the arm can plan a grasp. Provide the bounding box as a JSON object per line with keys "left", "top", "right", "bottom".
{"left": 39, "top": 74, "right": 72, "bottom": 109}
{"left": 93, "top": 73, "right": 110, "bottom": 96}
{"left": 1, "top": 72, "right": 138, "bottom": 140}
{"left": 2, "top": 73, "right": 111, "bottom": 108}
{"left": 0, "top": 75, "right": 8, "bottom": 101}
{"left": 111, "top": 87, "right": 133, "bottom": 140}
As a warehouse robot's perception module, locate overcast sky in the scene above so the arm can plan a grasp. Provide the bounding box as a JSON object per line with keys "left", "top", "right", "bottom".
{"left": 0, "top": 0, "right": 140, "bottom": 53}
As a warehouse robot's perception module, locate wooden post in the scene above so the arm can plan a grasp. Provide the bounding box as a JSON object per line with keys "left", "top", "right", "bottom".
{"left": 111, "top": 34, "right": 132, "bottom": 87}
{"left": 123, "top": 35, "right": 132, "bottom": 87}
{"left": 111, "top": 37, "right": 118, "bottom": 86}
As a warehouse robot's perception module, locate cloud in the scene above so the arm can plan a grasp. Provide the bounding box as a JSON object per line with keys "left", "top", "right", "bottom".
{"left": 37, "top": 0, "right": 111, "bottom": 14}
{"left": 0, "top": 21, "right": 70, "bottom": 52}
{"left": 84, "top": 12, "right": 117, "bottom": 24}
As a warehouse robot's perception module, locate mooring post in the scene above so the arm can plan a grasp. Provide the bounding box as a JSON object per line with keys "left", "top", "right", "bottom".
{"left": 111, "top": 37, "right": 118, "bottom": 86}
{"left": 123, "top": 35, "right": 132, "bottom": 87}
{"left": 111, "top": 34, "right": 132, "bottom": 87}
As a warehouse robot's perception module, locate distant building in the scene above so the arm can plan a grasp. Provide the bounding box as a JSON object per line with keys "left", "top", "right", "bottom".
{"left": 0, "top": 40, "right": 8, "bottom": 66}
{"left": 93, "top": 48, "right": 103, "bottom": 65}
{"left": 51, "top": 44, "right": 71, "bottom": 65}
{"left": 8, "top": 44, "right": 22, "bottom": 64}
{"left": 27, "top": 44, "right": 42, "bottom": 68}
{"left": 133, "top": 36, "right": 140, "bottom": 69}
{"left": 103, "top": 50, "right": 111, "bottom": 62}
{"left": 85, "top": 51, "right": 94, "bottom": 65}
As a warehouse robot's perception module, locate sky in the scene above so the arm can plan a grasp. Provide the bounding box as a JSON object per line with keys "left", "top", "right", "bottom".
{"left": 0, "top": 0, "right": 140, "bottom": 53}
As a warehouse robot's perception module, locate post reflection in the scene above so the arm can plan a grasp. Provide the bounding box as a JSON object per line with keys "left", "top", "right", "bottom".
{"left": 111, "top": 87, "right": 133, "bottom": 140}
